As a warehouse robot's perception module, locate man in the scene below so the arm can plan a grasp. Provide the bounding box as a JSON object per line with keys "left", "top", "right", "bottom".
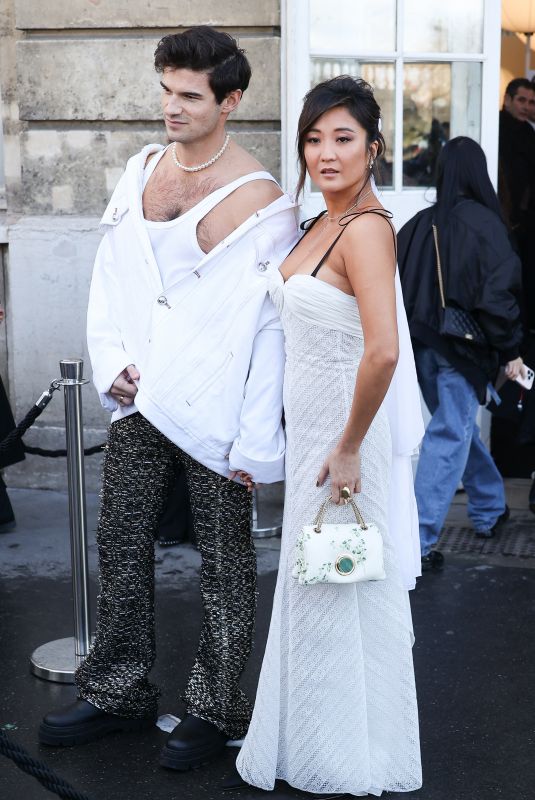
{"left": 528, "top": 77, "right": 535, "bottom": 132}
{"left": 503, "top": 77, "right": 535, "bottom": 124}
{"left": 39, "top": 26, "right": 297, "bottom": 771}
{"left": 499, "top": 78, "right": 535, "bottom": 330}
{"left": 502, "top": 77, "right": 535, "bottom": 516}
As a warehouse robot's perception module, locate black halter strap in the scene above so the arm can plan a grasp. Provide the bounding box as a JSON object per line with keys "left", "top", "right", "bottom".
{"left": 284, "top": 210, "right": 328, "bottom": 259}
{"left": 310, "top": 207, "right": 396, "bottom": 278}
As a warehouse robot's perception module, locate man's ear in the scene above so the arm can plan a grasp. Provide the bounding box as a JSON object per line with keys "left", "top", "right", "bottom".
{"left": 504, "top": 94, "right": 512, "bottom": 112}
{"left": 221, "top": 89, "right": 242, "bottom": 115}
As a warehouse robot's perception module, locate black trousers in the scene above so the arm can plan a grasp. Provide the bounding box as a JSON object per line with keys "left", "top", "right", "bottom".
{"left": 75, "top": 413, "right": 255, "bottom": 739}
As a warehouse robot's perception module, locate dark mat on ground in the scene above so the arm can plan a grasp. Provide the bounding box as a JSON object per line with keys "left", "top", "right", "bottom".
{"left": 1, "top": 556, "right": 535, "bottom": 799}
{"left": 438, "top": 516, "right": 535, "bottom": 557}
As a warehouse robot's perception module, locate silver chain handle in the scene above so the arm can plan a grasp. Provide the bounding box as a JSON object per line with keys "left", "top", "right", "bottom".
{"left": 313, "top": 496, "right": 368, "bottom": 533}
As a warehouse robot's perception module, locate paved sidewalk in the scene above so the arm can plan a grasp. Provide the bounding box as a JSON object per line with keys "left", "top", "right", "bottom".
{"left": 1, "top": 481, "right": 534, "bottom": 800}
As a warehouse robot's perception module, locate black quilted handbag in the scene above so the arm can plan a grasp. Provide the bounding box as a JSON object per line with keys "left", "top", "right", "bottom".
{"left": 432, "top": 224, "right": 487, "bottom": 346}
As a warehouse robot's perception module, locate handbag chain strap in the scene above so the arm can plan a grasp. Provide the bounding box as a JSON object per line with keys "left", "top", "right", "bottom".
{"left": 432, "top": 224, "right": 446, "bottom": 310}
{"left": 313, "top": 496, "right": 368, "bottom": 533}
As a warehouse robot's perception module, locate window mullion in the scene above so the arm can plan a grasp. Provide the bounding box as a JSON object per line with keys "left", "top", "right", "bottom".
{"left": 394, "top": 0, "right": 405, "bottom": 193}
{"left": 402, "top": 52, "right": 485, "bottom": 61}
{"left": 282, "top": 0, "right": 310, "bottom": 194}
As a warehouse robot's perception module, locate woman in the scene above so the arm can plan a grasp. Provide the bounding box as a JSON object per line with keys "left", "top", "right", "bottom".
{"left": 235, "top": 77, "right": 423, "bottom": 796}
{"left": 398, "top": 137, "right": 524, "bottom": 570}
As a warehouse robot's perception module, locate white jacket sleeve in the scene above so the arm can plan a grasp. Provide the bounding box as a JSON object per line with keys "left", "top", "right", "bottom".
{"left": 228, "top": 295, "right": 285, "bottom": 484}
{"left": 87, "top": 235, "right": 132, "bottom": 412}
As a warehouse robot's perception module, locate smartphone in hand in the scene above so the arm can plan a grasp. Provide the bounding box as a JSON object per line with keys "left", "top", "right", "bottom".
{"left": 515, "top": 365, "right": 535, "bottom": 391}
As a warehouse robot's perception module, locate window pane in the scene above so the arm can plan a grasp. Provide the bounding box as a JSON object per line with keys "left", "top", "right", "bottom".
{"left": 310, "top": 59, "right": 395, "bottom": 188}
{"left": 310, "top": 0, "right": 396, "bottom": 54}
{"left": 403, "top": 62, "right": 482, "bottom": 187}
{"left": 403, "top": 0, "right": 484, "bottom": 53}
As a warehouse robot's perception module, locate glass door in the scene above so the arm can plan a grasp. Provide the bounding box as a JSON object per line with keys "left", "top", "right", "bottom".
{"left": 282, "top": 0, "right": 501, "bottom": 227}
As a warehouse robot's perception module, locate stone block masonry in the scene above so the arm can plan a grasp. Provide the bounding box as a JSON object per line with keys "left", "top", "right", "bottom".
{"left": 0, "top": 1, "right": 283, "bottom": 489}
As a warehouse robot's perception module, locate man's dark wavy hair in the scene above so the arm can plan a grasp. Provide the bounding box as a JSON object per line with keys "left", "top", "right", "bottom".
{"left": 505, "top": 77, "right": 534, "bottom": 99}
{"left": 154, "top": 26, "right": 251, "bottom": 104}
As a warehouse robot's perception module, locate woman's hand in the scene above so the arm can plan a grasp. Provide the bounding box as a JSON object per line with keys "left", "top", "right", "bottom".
{"left": 505, "top": 357, "right": 525, "bottom": 381}
{"left": 317, "top": 445, "right": 361, "bottom": 505}
{"left": 228, "top": 468, "right": 256, "bottom": 492}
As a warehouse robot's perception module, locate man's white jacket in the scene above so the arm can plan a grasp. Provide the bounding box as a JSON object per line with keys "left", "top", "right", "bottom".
{"left": 87, "top": 144, "right": 298, "bottom": 483}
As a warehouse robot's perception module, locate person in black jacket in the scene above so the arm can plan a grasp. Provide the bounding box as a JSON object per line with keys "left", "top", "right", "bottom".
{"left": 498, "top": 78, "right": 535, "bottom": 329}
{"left": 0, "top": 302, "right": 24, "bottom": 531}
{"left": 398, "top": 137, "right": 524, "bottom": 570}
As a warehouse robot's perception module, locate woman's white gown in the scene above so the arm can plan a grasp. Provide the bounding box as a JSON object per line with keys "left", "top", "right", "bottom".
{"left": 236, "top": 271, "right": 423, "bottom": 796}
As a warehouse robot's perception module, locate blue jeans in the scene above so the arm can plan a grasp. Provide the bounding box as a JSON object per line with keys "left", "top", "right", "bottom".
{"left": 414, "top": 344, "right": 506, "bottom": 556}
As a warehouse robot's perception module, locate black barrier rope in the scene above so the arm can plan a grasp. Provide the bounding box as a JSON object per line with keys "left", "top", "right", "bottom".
{"left": 0, "top": 729, "right": 93, "bottom": 800}
{"left": 0, "top": 381, "right": 60, "bottom": 458}
{"left": 24, "top": 443, "right": 105, "bottom": 458}
{"left": 0, "top": 380, "right": 105, "bottom": 459}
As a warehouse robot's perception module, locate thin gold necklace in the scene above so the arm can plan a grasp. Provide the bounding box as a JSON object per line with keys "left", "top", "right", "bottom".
{"left": 298, "top": 187, "right": 374, "bottom": 261}
{"left": 325, "top": 187, "right": 373, "bottom": 221}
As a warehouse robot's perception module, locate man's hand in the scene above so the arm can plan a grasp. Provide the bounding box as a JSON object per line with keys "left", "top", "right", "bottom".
{"left": 110, "top": 364, "right": 140, "bottom": 406}
{"left": 0, "top": 304, "right": 5, "bottom": 324}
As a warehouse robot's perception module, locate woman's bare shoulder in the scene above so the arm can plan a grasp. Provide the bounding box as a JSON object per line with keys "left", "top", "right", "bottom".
{"left": 341, "top": 207, "right": 394, "bottom": 246}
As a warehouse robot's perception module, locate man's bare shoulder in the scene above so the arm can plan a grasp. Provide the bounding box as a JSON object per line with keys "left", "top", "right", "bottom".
{"left": 227, "top": 140, "right": 266, "bottom": 173}
{"left": 220, "top": 180, "right": 283, "bottom": 227}
{"left": 234, "top": 177, "right": 283, "bottom": 204}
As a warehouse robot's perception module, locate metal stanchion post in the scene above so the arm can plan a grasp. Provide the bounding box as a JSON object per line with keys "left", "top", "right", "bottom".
{"left": 30, "top": 358, "right": 92, "bottom": 683}
{"left": 251, "top": 488, "right": 282, "bottom": 539}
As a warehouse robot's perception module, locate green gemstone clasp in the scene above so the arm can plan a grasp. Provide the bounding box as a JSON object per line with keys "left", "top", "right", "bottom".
{"left": 335, "top": 554, "right": 355, "bottom": 576}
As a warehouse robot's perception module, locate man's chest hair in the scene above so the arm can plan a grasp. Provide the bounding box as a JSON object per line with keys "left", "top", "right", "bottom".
{"left": 143, "top": 170, "right": 221, "bottom": 223}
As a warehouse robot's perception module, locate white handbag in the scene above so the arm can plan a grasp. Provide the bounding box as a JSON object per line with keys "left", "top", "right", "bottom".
{"left": 292, "top": 497, "right": 386, "bottom": 586}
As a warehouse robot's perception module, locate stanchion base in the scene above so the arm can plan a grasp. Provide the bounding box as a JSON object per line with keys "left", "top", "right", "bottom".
{"left": 30, "top": 637, "right": 90, "bottom": 684}
{"left": 252, "top": 525, "right": 282, "bottom": 539}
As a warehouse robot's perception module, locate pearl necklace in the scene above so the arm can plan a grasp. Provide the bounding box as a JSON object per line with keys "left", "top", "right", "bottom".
{"left": 171, "top": 134, "right": 231, "bottom": 172}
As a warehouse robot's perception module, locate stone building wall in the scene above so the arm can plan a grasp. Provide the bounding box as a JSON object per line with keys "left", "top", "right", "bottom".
{"left": 0, "top": 0, "right": 281, "bottom": 490}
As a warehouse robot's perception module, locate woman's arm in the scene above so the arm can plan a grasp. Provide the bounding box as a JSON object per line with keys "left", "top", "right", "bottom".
{"left": 317, "top": 214, "right": 399, "bottom": 503}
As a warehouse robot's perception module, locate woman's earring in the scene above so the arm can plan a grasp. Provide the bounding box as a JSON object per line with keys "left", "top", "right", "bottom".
{"left": 368, "top": 156, "right": 374, "bottom": 169}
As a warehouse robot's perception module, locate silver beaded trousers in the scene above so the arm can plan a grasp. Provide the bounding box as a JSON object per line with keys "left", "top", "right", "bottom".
{"left": 75, "top": 412, "right": 255, "bottom": 739}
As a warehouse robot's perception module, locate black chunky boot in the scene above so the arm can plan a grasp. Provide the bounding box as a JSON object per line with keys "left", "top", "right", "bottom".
{"left": 159, "top": 714, "right": 228, "bottom": 771}
{"left": 39, "top": 699, "right": 156, "bottom": 746}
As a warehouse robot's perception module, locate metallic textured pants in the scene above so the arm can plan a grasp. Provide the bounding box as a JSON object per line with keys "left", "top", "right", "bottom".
{"left": 75, "top": 413, "right": 255, "bottom": 739}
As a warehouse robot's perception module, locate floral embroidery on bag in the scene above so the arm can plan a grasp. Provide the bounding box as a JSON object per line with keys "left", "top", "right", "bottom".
{"left": 295, "top": 523, "right": 368, "bottom": 584}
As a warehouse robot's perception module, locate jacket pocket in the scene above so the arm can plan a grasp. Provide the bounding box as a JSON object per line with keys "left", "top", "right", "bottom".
{"left": 185, "top": 351, "right": 234, "bottom": 406}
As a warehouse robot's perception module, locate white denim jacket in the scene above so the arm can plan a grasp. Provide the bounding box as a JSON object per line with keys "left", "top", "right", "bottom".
{"left": 87, "top": 144, "right": 298, "bottom": 482}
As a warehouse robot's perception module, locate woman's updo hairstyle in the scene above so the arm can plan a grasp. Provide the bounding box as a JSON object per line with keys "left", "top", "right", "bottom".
{"left": 296, "top": 75, "right": 385, "bottom": 197}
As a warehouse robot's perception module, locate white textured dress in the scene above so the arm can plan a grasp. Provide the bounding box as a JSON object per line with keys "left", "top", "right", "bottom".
{"left": 236, "top": 268, "right": 423, "bottom": 796}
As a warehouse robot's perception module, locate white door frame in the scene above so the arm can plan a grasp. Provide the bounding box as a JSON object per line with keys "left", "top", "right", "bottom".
{"left": 281, "top": 0, "right": 502, "bottom": 232}
{"left": 280, "top": 0, "right": 501, "bottom": 447}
